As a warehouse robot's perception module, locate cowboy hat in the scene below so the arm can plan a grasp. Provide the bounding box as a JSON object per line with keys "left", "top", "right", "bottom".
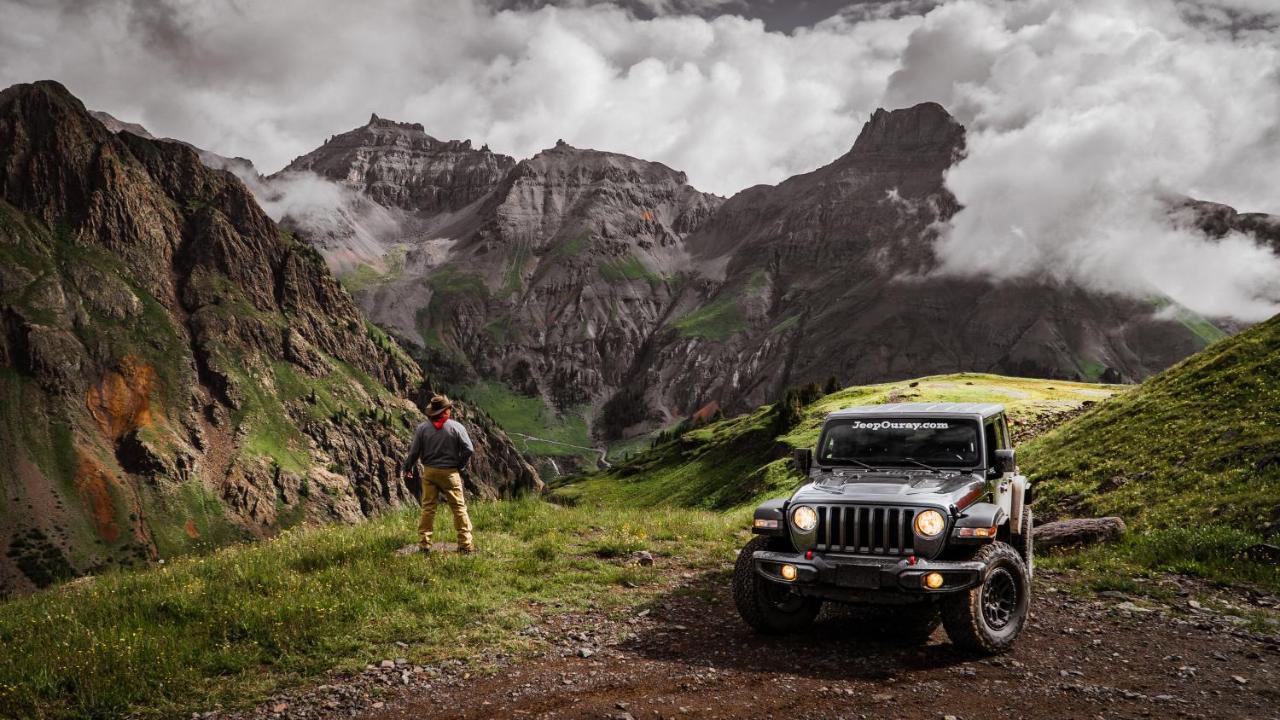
{"left": 425, "top": 394, "right": 454, "bottom": 417}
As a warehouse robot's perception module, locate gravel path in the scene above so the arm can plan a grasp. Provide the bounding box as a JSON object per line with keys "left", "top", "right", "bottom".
{"left": 210, "top": 562, "right": 1280, "bottom": 720}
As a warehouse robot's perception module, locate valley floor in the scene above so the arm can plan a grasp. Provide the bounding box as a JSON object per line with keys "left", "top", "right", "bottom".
{"left": 216, "top": 561, "right": 1280, "bottom": 720}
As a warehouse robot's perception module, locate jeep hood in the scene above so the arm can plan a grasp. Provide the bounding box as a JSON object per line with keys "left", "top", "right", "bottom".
{"left": 791, "top": 470, "right": 986, "bottom": 508}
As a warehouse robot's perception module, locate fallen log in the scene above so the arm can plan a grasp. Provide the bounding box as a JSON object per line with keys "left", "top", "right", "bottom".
{"left": 1034, "top": 517, "right": 1126, "bottom": 550}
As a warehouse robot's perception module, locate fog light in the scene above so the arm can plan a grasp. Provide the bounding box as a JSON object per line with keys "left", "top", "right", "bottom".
{"left": 780, "top": 564, "right": 798, "bottom": 581}
{"left": 923, "top": 572, "right": 944, "bottom": 589}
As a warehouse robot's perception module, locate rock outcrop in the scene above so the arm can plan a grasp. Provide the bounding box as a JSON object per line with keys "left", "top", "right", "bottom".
{"left": 0, "top": 81, "right": 539, "bottom": 595}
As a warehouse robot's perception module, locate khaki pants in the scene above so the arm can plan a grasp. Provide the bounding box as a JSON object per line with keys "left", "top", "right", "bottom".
{"left": 417, "top": 467, "right": 474, "bottom": 550}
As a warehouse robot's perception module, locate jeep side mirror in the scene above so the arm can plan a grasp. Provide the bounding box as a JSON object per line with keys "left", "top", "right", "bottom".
{"left": 792, "top": 448, "right": 813, "bottom": 477}
{"left": 994, "top": 448, "right": 1016, "bottom": 475}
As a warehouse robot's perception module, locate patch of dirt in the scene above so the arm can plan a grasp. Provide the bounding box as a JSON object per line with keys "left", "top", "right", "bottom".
{"left": 212, "top": 565, "right": 1280, "bottom": 720}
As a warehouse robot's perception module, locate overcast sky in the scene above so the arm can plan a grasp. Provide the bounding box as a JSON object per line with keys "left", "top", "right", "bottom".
{"left": 2, "top": 0, "right": 1279, "bottom": 320}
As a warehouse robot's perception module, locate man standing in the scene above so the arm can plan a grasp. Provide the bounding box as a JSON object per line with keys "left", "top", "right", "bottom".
{"left": 402, "top": 395, "right": 476, "bottom": 554}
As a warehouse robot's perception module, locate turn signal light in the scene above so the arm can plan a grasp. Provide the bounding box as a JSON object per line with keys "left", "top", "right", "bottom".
{"left": 780, "top": 564, "right": 798, "bottom": 581}
{"left": 923, "top": 572, "right": 944, "bottom": 589}
{"left": 753, "top": 518, "right": 780, "bottom": 529}
{"left": 957, "top": 526, "right": 998, "bottom": 538}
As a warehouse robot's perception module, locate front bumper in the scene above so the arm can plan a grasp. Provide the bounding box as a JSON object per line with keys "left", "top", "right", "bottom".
{"left": 752, "top": 550, "right": 985, "bottom": 594}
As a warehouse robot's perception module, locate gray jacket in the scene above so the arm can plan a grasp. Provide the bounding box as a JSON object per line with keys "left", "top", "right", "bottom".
{"left": 403, "top": 418, "right": 475, "bottom": 471}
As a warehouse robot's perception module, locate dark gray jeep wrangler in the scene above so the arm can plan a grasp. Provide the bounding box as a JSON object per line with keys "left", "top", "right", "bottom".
{"left": 733, "top": 403, "right": 1033, "bottom": 653}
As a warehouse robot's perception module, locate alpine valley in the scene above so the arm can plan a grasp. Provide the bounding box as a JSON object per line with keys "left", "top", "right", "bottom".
{"left": 1, "top": 78, "right": 1276, "bottom": 594}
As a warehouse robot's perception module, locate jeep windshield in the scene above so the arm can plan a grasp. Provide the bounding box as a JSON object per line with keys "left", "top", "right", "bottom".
{"left": 818, "top": 417, "right": 980, "bottom": 470}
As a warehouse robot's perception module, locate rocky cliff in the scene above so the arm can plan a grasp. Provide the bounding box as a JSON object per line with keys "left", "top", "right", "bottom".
{"left": 277, "top": 103, "right": 1261, "bottom": 449}
{"left": 0, "top": 82, "right": 539, "bottom": 595}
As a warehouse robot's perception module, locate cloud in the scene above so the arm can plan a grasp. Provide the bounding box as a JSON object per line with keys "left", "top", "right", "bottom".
{"left": 1, "top": 0, "right": 1279, "bottom": 319}
{"left": 0, "top": 0, "right": 920, "bottom": 196}
{"left": 886, "top": 0, "right": 1280, "bottom": 320}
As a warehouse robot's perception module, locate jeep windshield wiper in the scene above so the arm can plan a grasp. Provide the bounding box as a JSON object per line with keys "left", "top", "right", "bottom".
{"left": 826, "top": 457, "right": 879, "bottom": 471}
{"left": 901, "top": 458, "right": 943, "bottom": 472}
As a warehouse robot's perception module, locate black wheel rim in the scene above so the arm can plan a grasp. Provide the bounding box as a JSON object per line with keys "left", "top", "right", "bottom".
{"left": 982, "top": 567, "right": 1018, "bottom": 630}
{"left": 762, "top": 579, "right": 806, "bottom": 613}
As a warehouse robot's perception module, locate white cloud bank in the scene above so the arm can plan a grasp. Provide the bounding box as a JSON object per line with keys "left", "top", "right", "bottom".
{"left": 1, "top": 0, "right": 1278, "bottom": 319}
{"left": 894, "top": 0, "right": 1280, "bottom": 320}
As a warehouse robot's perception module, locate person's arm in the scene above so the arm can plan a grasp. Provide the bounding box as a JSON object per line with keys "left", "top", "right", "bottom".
{"left": 402, "top": 424, "right": 424, "bottom": 476}
{"left": 454, "top": 421, "right": 475, "bottom": 469}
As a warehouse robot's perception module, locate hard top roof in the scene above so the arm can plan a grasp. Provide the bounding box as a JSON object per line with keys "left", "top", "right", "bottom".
{"left": 827, "top": 402, "right": 1006, "bottom": 419}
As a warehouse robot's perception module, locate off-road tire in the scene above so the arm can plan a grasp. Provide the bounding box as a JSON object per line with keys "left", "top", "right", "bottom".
{"left": 733, "top": 536, "right": 822, "bottom": 634}
{"left": 1014, "top": 506, "right": 1034, "bottom": 579}
{"left": 941, "top": 541, "right": 1030, "bottom": 654}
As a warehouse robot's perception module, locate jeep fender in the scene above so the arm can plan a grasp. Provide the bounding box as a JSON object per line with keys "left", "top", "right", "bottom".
{"left": 751, "top": 498, "right": 787, "bottom": 536}
{"left": 952, "top": 503, "right": 1007, "bottom": 544}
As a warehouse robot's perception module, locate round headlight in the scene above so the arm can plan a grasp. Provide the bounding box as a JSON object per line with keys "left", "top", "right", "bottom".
{"left": 791, "top": 505, "right": 818, "bottom": 532}
{"left": 914, "top": 509, "right": 946, "bottom": 538}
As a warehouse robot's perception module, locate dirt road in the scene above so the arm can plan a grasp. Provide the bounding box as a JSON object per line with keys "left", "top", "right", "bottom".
{"left": 223, "top": 562, "right": 1280, "bottom": 720}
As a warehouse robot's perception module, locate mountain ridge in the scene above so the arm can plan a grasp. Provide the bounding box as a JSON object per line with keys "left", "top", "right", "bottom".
{"left": 274, "top": 101, "right": 1259, "bottom": 456}
{"left": 84, "top": 95, "right": 1275, "bottom": 467}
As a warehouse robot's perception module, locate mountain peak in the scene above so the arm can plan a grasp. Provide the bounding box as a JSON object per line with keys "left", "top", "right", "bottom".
{"left": 364, "top": 112, "right": 427, "bottom": 134}
{"left": 850, "top": 102, "right": 964, "bottom": 157}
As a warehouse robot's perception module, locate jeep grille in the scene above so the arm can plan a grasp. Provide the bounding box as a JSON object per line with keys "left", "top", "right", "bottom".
{"left": 814, "top": 505, "right": 917, "bottom": 556}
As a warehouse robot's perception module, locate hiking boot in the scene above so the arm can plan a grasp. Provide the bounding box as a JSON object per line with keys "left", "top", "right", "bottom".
{"left": 418, "top": 544, "right": 433, "bottom": 555}
{"left": 458, "top": 545, "right": 477, "bottom": 555}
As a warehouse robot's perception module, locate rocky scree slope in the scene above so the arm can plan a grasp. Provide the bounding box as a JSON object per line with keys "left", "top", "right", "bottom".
{"left": 0, "top": 81, "right": 538, "bottom": 595}
{"left": 295, "top": 103, "right": 1242, "bottom": 448}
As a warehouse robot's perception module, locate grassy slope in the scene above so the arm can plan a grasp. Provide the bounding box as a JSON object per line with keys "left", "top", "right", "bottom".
{"left": 554, "top": 373, "right": 1119, "bottom": 510}
{"left": 1019, "top": 315, "right": 1280, "bottom": 592}
{"left": 0, "top": 501, "right": 742, "bottom": 719}
{"left": 1023, "top": 314, "right": 1280, "bottom": 532}
{"left": 459, "top": 381, "right": 594, "bottom": 460}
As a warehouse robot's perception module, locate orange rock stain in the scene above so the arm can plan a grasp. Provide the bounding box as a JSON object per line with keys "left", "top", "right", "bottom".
{"left": 74, "top": 453, "right": 121, "bottom": 542}
{"left": 85, "top": 355, "right": 156, "bottom": 440}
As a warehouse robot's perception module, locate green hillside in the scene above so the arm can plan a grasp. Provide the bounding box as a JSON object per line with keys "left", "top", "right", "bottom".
{"left": 1023, "top": 313, "right": 1280, "bottom": 533}
{"left": 0, "top": 501, "right": 741, "bottom": 719}
{"left": 553, "top": 373, "right": 1121, "bottom": 510}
